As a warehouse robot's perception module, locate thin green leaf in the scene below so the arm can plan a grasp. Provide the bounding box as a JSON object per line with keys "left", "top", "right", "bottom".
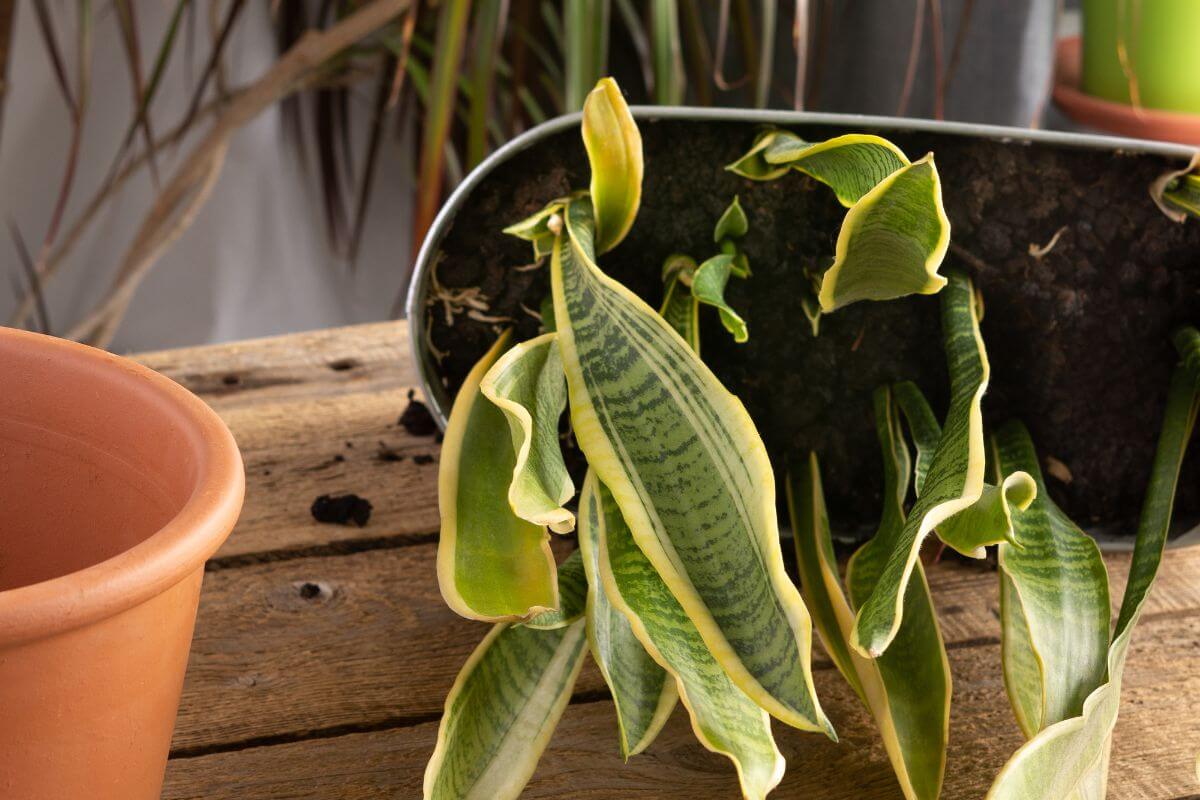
{"left": 467, "top": 0, "right": 507, "bottom": 169}
{"left": 990, "top": 421, "right": 1110, "bottom": 739}
{"left": 988, "top": 351, "right": 1199, "bottom": 800}
{"left": 891, "top": 381, "right": 941, "bottom": 495}
{"left": 714, "top": 195, "right": 749, "bottom": 242}
{"left": 650, "top": 0, "right": 685, "bottom": 105}
{"left": 754, "top": 0, "right": 775, "bottom": 107}
{"left": 692, "top": 253, "right": 748, "bottom": 343}
{"left": 552, "top": 195, "right": 831, "bottom": 734}
{"left": 851, "top": 271, "right": 991, "bottom": 657}
{"left": 415, "top": 0, "right": 472, "bottom": 246}
{"left": 594, "top": 475, "right": 786, "bottom": 798}
{"left": 578, "top": 471, "right": 677, "bottom": 758}
{"left": 582, "top": 78, "right": 643, "bottom": 253}
{"left": 437, "top": 331, "right": 558, "bottom": 622}
{"left": 564, "top": 0, "right": 609, "bottom": 111}
{"left": 480, "top": 332, "right": 576, "bottom": 533}
{"left": 424, "top": 559, "right": 590, "bottom": 800}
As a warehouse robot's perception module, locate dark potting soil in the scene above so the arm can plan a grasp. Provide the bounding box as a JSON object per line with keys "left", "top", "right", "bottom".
{"left": 311, "top": 493, "right": 374, "bottom": 527}
{"left": 421, "top": 119, "right": 1200, "bottom": 537}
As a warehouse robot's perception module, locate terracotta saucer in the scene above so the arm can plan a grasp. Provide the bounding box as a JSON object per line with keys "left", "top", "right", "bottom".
{"left": 1054, "top": 36, "right": 1200, "bottom": 146}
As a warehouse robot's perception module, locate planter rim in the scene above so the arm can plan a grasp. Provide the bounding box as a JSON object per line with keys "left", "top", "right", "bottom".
{"left": 403, "top": 106, "right": 1200, "bottom": 552}
{"left": 405, "top": 105, "right": 1199, "bottom": 430}
{"left": 0, "top": 328, "right": 245, "bottom": 646}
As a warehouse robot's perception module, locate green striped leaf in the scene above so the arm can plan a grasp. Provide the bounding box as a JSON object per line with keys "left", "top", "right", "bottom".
{"left": 762, "top": 132, "right": 910, "bottom": 207}
{"left": 851, "top": 271, "right": 997, "bottom": 657}
{"left": 692, "top": 254, "right": 748, "bottom": 343}
{"left": 659, "top": 254, "right": 701, "bottom": 353}
{"left": 935, "top": 471, "right": 1036, "bottom": 559}
{"left": 727, "top": 130, "right": 949, "bottom": 313}
{"left": 437, "top": 331, "right": 558, "bottom": 622}
{"left": 790, "top": 387, "right": 950, "bottom": 800}
{"left": 818, "top": 156, "right": 950, "bottom": 313}
{"left": 582, "top": 78, "right": 642, "bottom": 253}
{"left": 990, "top": 421, "right": 1110, "bottom": 739}
{"left": 892, "top": 381, "right": 941, "bottom": 495}
{"left": 988, "top": 346, "right": 1199, "bottom": 800}
{"left": 523, "top": 550, "right": 588, "bottom": 630}
{"left": 424, "top": 560, "right": 590, "bottom": 800}
{"left": 578, "top": 471, "right": 678, "bottom": 758}
{"left": 552, "top": 194, "right": 831, "bottom": 734}
{"left": 594, "top": 474, "right": 786, "bottom": 799}
{"left": 1163, "top": 173, "right": 1200, "bottom": 219}
{"left": 480, "top": 332, "right": 576, "bottom": 533}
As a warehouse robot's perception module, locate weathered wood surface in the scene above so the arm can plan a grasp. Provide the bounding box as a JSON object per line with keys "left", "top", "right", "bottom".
{"left": 146, "top": 322, "right": 1200, "bottom": 799}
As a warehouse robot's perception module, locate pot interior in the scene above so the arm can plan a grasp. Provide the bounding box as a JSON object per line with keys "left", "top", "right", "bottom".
{"left": 0, "top": 334, "right": 200, "bottom": 591}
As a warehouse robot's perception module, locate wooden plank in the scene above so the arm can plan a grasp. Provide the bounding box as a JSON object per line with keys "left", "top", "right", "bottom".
{"left": 172, "top": 540, "right": 602, "bottom": 753}
{"left": 171, "top": 529, "right": 1200, "bottom": 763}
{"left": 163, "top": 596, "right": 1200, "bottom": 799}
{"left": 134, "top": 321, "right": 415, "bottom": 410}
{"left": 214, "top": 391, "right": 440, "bottom": 559}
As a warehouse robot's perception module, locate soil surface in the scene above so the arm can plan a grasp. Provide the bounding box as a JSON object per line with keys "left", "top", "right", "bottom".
{"left": 421, "top": 118, "right": 1200, "bottom": 537}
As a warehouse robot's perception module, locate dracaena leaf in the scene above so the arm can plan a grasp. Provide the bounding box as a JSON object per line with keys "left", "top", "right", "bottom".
{"left": 818, "top": 155, "right": 950, "bottom": 313}
{"left": 989, "top": 421, "right": 1110, "bottom": 739}
{"left": 790, "top": 390, "right": 950, "bottom": 800}
{"left": 480, "top": 332, "right": 576, "bottom": 533}
{"left": 988, "top": 343, "right": 1199, "bottom": 800}
{"left": 578, "top": 470, "right": 678, "bottom": 758}
{"left": 659, "top": 254, "right": 701, "bottom": 352}
{"left": 713, "top": 195, "right": 749, "bottom": 241}
{"left": 522, "top": 550, "right": 588, "bottom": 630}
{"left": 437, "top": 331, "right": 558, "bottom": 621}
{"left": 552, "top": 195, "right": 831, "bottom": 734}
{"left": 592, "top": 473, "right": 786, "bottom": 799}
{"left": 424, "top": 560, "right": 590, "bottom": 800}
{"left": 851, "top": 271, "right": 995, "bottom": 657}
{"left": 692, "top": 254, "right": 749, "bottom": 343}
{"left": 582, "top": 78, "right": 643, "bottom": 253}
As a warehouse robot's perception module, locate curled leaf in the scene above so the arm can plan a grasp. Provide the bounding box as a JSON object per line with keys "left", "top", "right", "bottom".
{"left": 481, "top": 332, "right": 575, "bottom": 533}
{"left": 437, "top": 331, "right": 558, "bottom": 622}
{"left": 523, "top": 550, "right": 589, "bottom": 630}
{"left": 714, "top": 195, "right": 749, "bottom": 241}
{"left": 763, "top": 132, "right": 911, "bottom": 207}
{"left": 582, "top": 78, "right": 643, "bottom": 253}
{"left": 725, "top": 129, "right": 790, "bottom": 181}
{"left": 692, "top": 254, "right": 748, "bottom": 343}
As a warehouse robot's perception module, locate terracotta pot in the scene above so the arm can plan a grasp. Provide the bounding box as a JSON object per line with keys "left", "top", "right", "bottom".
{"left": 0, "top": 328, "right": 244, "bottom": 799}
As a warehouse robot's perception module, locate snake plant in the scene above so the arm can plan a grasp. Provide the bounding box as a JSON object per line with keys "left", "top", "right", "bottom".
{"left": 423, "top": 77, "right": 1196, "bottom": 800}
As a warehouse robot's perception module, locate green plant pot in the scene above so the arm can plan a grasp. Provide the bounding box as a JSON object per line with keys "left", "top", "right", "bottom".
{"left": 1082, "top": 0, "right": 1200, "bottom": 113}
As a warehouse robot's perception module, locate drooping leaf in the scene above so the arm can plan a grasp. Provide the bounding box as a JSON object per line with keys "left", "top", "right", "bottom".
{"left": 1162, "top": 173, "right": 1200, "bottom": 220}
{"left": 844, "top": 388, "right": 951, "bottom": 800}
{"left": 523, "top": 550, "right": 588, "bottom": 630}
{"left": 659, "top": 253, "right": 701, "bottom": 352}
{"left": 552, "top": 195, "right": 831, "bottom": 734}
{"left": 818, "top": 155, "right": 950, "bottom": 313}
{"left": 851, "top": 271, "right": 994, "bottom": 657}
{"left": 424, "top": 561, "right": 590, "bottom": 800}
{"left": 935, "top": 471, "right": 1036, "bottom": 558}
{"left": 789, "top": 389, "right": 950, "bottom": 800}
{"left": 714, "top": 195, "right": 749, "bottom": 241}
{"left": 582, "top": 78, "right": 643, "bottom": 253}
{"left": 594, "top": 475, "right": 786, "bottom": 799}
{"left": 578, "top": 471, "right": 677, "bottom": 758}
{"left": 480, "top": 332, "right": 575, "bottom": 533}
{"left": 437, "top": 331, "right": 558, "bottom": 622}
{"left": 987, "top": 347, "right": 1199, "bottom": 800}
{"left": 762, "top": 132, "right": 911, "bottom": 207}
{"left": 725, "top": 130, "right": 790, "bottom": 181}
{"left": 990, "top": 421, "right": 1111, "bottom": 739}
{"left": 692, "top": 254, "right": 748, "bottom": 343}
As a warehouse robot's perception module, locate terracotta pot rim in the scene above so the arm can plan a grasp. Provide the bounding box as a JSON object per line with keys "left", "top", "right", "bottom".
{"left": 0, "top": 328, "right": 244, "bottom": 646}
{"left": 1054, "top": 36, "right": 1200, "bottom": 146}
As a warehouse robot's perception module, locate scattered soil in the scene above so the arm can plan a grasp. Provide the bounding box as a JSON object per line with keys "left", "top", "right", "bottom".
{"left": 399, "top": 389, "right": 439, "bottom": 437}
{"left": 420, "top": 118, "right": 1200, "bottom": 537}
{"left": 311, "top": 494, "right": 373, "bottom": 527}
